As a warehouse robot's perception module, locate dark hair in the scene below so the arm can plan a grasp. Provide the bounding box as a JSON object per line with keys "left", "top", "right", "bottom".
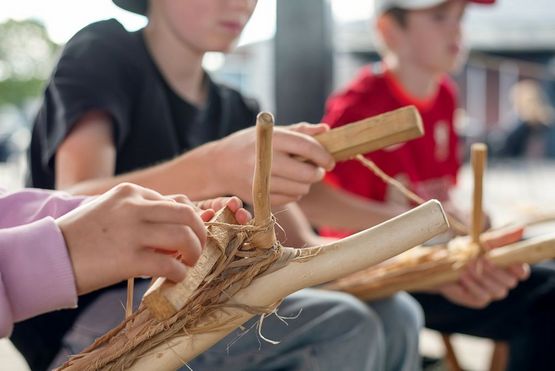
{"left": 384, "top": 7, "right": 408, "bottom": 27}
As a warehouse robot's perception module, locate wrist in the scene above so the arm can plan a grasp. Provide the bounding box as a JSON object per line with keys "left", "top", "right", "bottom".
{"left": 175, "top": 141, "right": 228, "bottom": 199}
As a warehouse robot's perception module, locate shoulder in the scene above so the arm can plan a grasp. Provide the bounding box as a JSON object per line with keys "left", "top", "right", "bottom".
{"left": 324, "top": 66, "right": 386, "bottom": 127}
{"left": 55, "top": 19, "right": 144, "bottom": 78}
{"left": 63, "top": 19, "right": 134, "bottom": 58}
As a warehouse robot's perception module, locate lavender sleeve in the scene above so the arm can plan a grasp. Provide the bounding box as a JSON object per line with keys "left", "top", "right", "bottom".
{"left": 0, "top": 188, "right": 90, "bottom": 337}
{"left": 0, "top": 187, "right": 88, "bottom": 228}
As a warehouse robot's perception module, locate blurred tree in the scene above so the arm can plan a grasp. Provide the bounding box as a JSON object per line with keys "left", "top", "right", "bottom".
{"left": 0, "top": 19, "right": 59, "bottom": 109}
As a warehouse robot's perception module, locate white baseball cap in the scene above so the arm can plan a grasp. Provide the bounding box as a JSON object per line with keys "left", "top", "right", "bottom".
{"left": 374, "top": 0, "right": 495, "bottom": 15}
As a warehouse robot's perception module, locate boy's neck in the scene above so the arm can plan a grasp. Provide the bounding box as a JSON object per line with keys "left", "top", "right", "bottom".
{"left": 384, "top": 57, "right": 443, "bottom": 102}
{"left": 143, "top": 24, "right": 207, "bottom": 107}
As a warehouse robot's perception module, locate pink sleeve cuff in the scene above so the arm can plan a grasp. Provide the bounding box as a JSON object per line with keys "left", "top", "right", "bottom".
{"left": 0, "top": 217, "right": 78, "bottom": 325}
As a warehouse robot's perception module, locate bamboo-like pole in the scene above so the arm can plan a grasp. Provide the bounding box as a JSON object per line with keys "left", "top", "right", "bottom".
{"left": 330, "top": 233, "right": 555, "bottom": 301}
{"left": 124, "top": 201, "right": 449, "bottom": 370}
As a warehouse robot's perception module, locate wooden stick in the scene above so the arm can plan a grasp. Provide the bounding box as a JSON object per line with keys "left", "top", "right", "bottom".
{"left": 251, "top": 112, "right": 276, "bottom": 249}
{"left": 121, "top": 201, "right": 449, "bottom": 370}
{"left": 142, "top": 207, "right": 241, "bottom": 321}
{"left": 126, "top": 278, "right": 134, "bottom": 319}
{"left": 441, "top": 333, "right": 463, "bottom": 371}
{"left": 314, "top": 106, "right": 423, "bottom": 162}
{"left": 471, "top": 143, "right": 487, "bottom": 246}
{"left": 333, "top": 233, "right": 555, "bottom": 301}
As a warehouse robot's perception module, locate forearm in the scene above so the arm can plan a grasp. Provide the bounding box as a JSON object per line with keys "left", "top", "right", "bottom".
{"left": 64, "top": 142, "right": 226, "bottom": 199}
{"left": 299, "top": 182, "right": 408, "bottom": 230}
{"left": 0, "top": 189, "right": 87, "bottom": 227}
{"left": 274, "top": 203, "right": 335, "bottom": 248}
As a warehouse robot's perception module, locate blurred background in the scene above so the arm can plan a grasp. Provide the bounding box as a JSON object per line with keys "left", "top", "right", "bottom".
{"left": 1, "top": 1, "right": 554, "bottom": 370}
{"left": 1, "top": 0, "right": 554, "bottom": 190}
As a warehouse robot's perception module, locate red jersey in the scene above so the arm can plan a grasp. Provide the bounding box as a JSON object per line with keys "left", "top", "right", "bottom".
{"left": 320, "top": 66, "right": 460, "bottom": 237}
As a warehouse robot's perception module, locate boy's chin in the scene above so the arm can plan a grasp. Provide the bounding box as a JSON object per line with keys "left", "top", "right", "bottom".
{"left": 206, "top": 40, "right": 239, "bottom": 54}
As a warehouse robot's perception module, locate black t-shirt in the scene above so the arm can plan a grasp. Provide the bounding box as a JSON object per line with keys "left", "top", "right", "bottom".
{"left": 18, "top": 19, "right": 258, "bottom": 370}
{"left": 28, "top": 18, "right": 259, "bottom": 189}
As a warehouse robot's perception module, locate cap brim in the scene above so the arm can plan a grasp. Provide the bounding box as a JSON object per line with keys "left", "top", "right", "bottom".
{"left": 377, "top": 0, "right": 495, "bottom": 14}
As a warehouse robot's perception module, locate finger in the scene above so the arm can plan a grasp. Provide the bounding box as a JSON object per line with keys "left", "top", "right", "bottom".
{"left": 483, "top": 260, "right": 518, "bottom": 289}
{"left": 478, "top": 270, "right": 509, "bottom": 300}
{"left": 200, "top": 209, "right": 215, "bottom": 222}
{"left": 112, "top": 182, "right": 165, "bottom": 201}
{"left": 222, "top": 196, "right": 244, "bottom": 213}
{"left": 138, "top": 251, "right": 188, "bottom": 283}
{"left": 141, "top": 202, "right": 207, "bottom": 246}
{"left": 166, "top": 194, "right": 197, "bottom": 208}
{"left": 197, "top": 198, "right": 225, "bottom": 211}
{"left": 459, "top": 271, "right": 492, "bottom": 305}
{"left": 270, "top": 194, "right": 301, "bottom": 207}
{"left": 273, "top": 129, "right": 335, "bottom": 170}
{"left": 141, "top": 224, "right": 204, "bottom": 265}
{"left": 439, "top": 283, "right": 481, "bottom": 308}
{"left": 270, "top": 176, "right": 313, "bottom": 199}
{"left": 289, "top": 122, "right": 330, "bottom": 136}
{"left": 272, "top": 153, "right": 326, "bottom": 184}
{"left": 506, "top": 263, "right": 530, "bottom": 280}
{"left": 234, "top": 208, "right": 252, "bottom": 225}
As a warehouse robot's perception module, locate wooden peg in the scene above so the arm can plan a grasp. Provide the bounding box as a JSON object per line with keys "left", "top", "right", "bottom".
{"left": 251, "top": 112, "right": 277, "bottom": 249}
{"left": 471, "top": 143, "right": 487, "bottom": 246}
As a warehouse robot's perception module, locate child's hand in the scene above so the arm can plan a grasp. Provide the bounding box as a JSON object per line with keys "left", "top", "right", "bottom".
{"left": 443, "top": 200, "right": 491, "bottom": 232}
{"left": 211, "top": 123, "right": 336, "bottom": 206}
{"left": 437, "top": 226, "right": 529, "bottom": 308}
{"left": 196, "top": 196, "right": 252, "bottom": 225}
{"left": 438, "top": 260, "right": 529, "bottom": 309}
{"left": 56, "top": 183, "right": 208, "bottom": 295}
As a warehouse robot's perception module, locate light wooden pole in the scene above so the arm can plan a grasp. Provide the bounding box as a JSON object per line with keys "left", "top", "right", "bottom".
{"left": 471, "top": 143, "right": 488, "bottom": 246}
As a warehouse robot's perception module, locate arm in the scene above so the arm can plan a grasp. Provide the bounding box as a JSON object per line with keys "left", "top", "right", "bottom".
{"left": 273, "top": 202, "right": 335, "bottom": 248}
{"left": 299, "top": 182, "right": 407, "bottom": 230}
{"left": 0, "top": 188, "right": 87, "bottom": 228}
{"left": 55, "top": 112, "right": 335, "bottom": 205}
{"left": 56, "top": 111, "right": 224, "bottom": 199}
{"left": 0, "top": 218, "right": 77, "bottom": 337}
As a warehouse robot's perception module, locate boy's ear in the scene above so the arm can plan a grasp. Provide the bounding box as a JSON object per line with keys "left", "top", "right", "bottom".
{"left": 376, "top": 14, "right": 404, "bottom": 53}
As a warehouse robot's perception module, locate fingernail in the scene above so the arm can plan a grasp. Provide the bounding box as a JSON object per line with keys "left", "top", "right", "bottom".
{"left": 316, "top": 167, "right": 326, "bottom": 180}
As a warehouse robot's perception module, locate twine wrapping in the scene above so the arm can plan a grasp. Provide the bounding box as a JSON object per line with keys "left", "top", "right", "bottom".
{"left": 56, "top": 217, "right": 315, "bottom": 371}
{"left": 355, "top": 155, "right": 468, "bottom": 235}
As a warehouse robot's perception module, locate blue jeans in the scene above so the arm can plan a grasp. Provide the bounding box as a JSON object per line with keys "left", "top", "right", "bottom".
{"left": 50, "top": 284, "right": 422, "bottom": 371}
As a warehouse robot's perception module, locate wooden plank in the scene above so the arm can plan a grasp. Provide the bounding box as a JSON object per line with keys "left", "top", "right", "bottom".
{"left": 142, "top": 207, "right": 239, "bottom": 321}
{"left": 315, "top": 106, "right": 423, "bottom": 162}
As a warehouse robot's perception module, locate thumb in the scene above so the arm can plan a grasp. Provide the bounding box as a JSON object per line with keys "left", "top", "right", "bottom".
{"left": 289, "top": 123, "right": 330, "bottom": 136}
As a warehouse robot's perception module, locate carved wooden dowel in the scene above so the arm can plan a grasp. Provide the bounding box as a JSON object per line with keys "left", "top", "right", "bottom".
{"left": 125, "top": 200, "right": 449, "bottom": 370}
{"left": 328, "top": 233, "right": 555, "bottom": 301}
{"left": 314, "top": 105, "right": 423, "bottom": 162}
